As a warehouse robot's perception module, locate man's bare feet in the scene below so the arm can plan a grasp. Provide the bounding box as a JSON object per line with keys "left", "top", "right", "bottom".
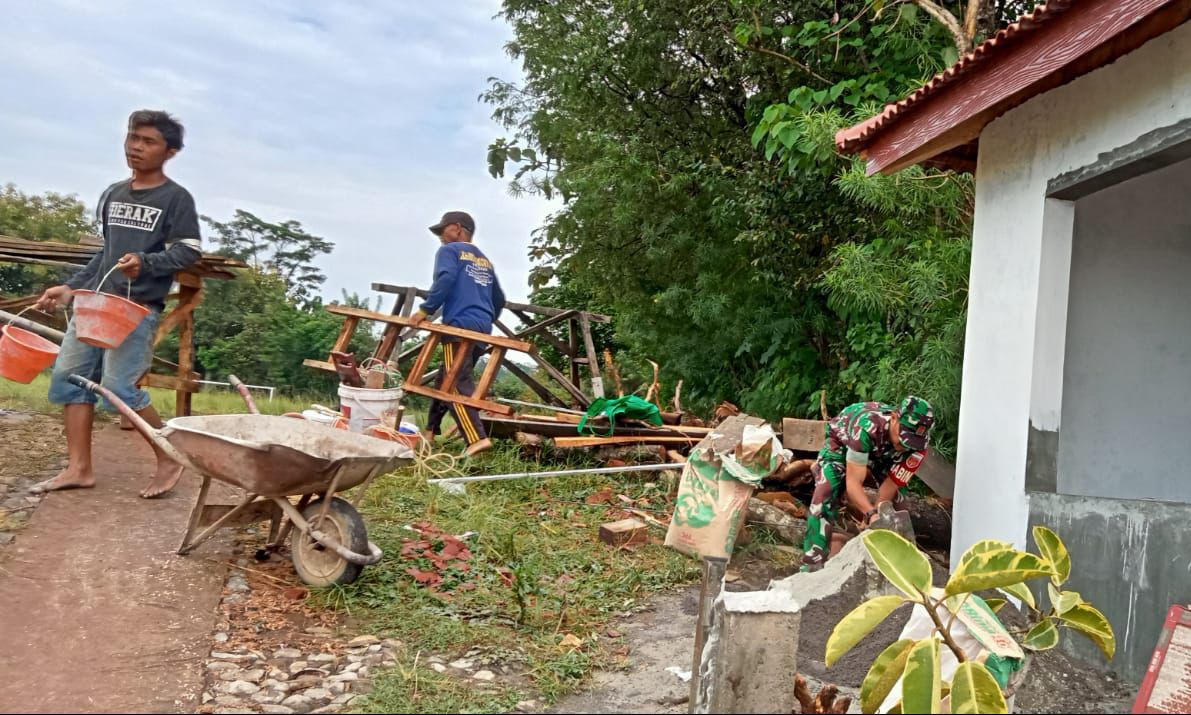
{"left": 463, "top": 437, "right": 493, "bottom": 458}
{"left": 30, "top": 468, "right": 95, "bottom": 494}
{"left": 140, "top": 462, "right": 183, "bottom": 499}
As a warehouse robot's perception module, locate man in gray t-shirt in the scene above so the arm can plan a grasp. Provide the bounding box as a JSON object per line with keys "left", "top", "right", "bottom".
{"left": 33, "top": 110, "right": 203, "bottom": 498}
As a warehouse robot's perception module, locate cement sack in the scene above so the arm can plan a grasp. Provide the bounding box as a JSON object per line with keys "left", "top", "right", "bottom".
{"left": 665, "top": 422, "right": 788, "bottom": 558}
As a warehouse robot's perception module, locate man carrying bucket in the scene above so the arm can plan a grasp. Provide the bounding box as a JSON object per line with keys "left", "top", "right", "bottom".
{"left": 31, "top": 110, "right": 202, "bottom": 498}
{"left": 410, "top": 211, "right": 505, "bottom": 457}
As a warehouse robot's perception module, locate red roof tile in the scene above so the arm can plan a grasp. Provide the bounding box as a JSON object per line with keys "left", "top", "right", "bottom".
{"left": 835, "top": 1, "right": 1073, "bottom": 154}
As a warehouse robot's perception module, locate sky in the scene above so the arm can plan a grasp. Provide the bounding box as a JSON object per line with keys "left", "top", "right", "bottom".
{"left": 0, "top": 0, "right": 556, "bottom": 304}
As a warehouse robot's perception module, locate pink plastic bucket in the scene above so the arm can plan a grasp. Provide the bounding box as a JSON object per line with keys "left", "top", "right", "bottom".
{"left": 72, "top": 290, "right": 150, "bottom": 349}
{"left": 0, "top": 325, "right": 60, "bottom": 383}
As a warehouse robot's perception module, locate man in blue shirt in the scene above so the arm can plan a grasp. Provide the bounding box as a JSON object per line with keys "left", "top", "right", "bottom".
{"left": 411, "top": 211, "right": 505, "bottom": 456}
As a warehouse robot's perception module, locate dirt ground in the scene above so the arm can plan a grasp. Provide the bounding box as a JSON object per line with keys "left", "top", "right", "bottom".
{"left": 0, "top": 421, "right": 232, "bottom": 713}
{"left": 0, "top": 410, "right": 64, "bottom": 544}
{"left": 547, "top": 587, "right": 698, "bottom": 714}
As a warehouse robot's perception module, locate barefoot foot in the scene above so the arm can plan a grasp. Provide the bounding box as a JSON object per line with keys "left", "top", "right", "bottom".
{"left": 463, "top": 437, "right": 493, "bottom": 458}
{"left": 29, "top": 469, "right": 95, "bottom": 494}
{"left": 140, "top": 463, "right": 183, "bottom": 499}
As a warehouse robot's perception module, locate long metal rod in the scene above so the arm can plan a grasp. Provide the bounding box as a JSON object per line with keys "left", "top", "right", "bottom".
{"left": 495, "top": 397, "right": 586, "bottom": 415}
{"left": 429, "top": 461, "right": 685, "bottom": 486}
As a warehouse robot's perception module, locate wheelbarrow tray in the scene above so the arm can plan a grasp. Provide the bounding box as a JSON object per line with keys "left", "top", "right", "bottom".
{"left": 161, "top": 414, "right": 414, "bottom": 497}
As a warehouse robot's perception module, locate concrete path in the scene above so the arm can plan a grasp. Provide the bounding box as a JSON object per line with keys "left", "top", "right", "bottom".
{"left": 0, "top": 424, "right": 230, "bottom": 713}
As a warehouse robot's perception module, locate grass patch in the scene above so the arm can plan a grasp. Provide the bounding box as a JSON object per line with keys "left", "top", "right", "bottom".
{"left": 0, "top": 373, "right": 319, "bottom": 416}
{"left": 333, "top": 443, "right": 701, "bottom": 712}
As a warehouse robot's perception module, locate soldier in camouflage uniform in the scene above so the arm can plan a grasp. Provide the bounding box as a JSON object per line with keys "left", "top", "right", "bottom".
{"left": 800, "top": 396, "right": 935, "bottom": 572}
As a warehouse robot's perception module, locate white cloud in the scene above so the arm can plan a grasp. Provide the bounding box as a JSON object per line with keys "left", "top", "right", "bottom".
{"left": 0, "top": 0, "right": 553, "bottom": 303}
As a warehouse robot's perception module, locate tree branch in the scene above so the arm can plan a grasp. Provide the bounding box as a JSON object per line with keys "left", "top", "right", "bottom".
{"left": 963, "top": 0, "right": 986, "bottom": 44}
{"left": 915, "top": 0, "right": 971, "bottom": 54}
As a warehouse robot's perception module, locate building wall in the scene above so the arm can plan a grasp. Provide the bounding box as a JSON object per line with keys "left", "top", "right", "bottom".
{"left": 954, "top": 19, "right": 1191, "bottom": 679}
{"left": 1058, "top": 160, "right": 1191, "bottom": 502}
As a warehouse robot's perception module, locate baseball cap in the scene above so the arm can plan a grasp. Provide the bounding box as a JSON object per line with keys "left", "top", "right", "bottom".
{"left": 429, "top": 211, "right": 475, "bottom": 236}
{"left": 897, "top": 396, "right": 934, "bottom": 451}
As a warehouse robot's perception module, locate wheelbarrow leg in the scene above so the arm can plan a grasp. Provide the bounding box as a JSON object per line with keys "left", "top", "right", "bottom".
{"left": 271, "top": 494, "right": 313, "bottom": 552}
{"left": 178, "top": 474, "right": 212, "bottom": 555}
{"left": 178, "top": 492, "right": 259, "bottom": 555}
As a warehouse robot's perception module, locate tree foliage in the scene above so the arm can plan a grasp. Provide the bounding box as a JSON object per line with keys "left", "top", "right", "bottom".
{"left": 483, "top": 0, "right": 994, "bottom": 456}
{"left": 201, "top": 209, "right": 334, "bottom": 303}
{"left": 0, "top": 184, "right": 95, "bottom": 295}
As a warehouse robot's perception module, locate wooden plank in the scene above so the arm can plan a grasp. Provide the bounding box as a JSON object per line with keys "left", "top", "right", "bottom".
{"left": 439, "top": 339, "right": 475, "bottom": 394}
{"left": 176, "top": 287, "right": 199, "bottom": 417}
{"left": 472, "top": 346, "right": 505, "bottom": 400}
{"left": 405, "top": 334, "right": 440, "bottom": 387}
{"left": 499, "top": 358, "right": 568, "bottom": 408}
{"left": 371, "top": 282, "right": 611, "bottom": 322}
{"left": 554, "top": 435, "right": 700, "bottom": 448}
{"left": 143, "top": 374, "right": 200, "bottom": 392}
{"left": 579, "top": 314, "right": 605, "bottom": 398}
{"left": 325, "top": 305, "right": 534, "bottom": 352}
{"left": 568, "top": 319, "right": 581, "bottom": 389}
{"left": 916, "top": 453, "right": 955, "bottom": 500}
{"left": 332, "top": 316, "right": 359, "bottom": 353}
{"left": 496, "top": 316, "right": 571, "bottom": 363}
{"left": 402, "top": 383, "right": 512, "bottom": 416}
{"left": 303, "top": 358, "right": 336, "bottom": 372}
{"left": 781, "top": 418, "right": 826, "bottom": 452}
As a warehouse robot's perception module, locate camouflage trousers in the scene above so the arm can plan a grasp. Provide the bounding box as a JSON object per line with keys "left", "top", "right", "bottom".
{"left": 800, "top": 458, "right": 847, "bottom": 571}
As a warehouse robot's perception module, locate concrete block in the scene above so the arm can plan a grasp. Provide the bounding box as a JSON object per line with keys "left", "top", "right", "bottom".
{"left": 693, "top": 590, "right": 801, "bottom": 714}
{"left": 781, "top": 418, "right": 826, "bottom": 452}
{"left": 598, "top": 518, "right": 648, "bottom": 547}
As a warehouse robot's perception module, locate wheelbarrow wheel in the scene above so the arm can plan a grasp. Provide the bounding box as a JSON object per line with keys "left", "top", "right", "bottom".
{"left": 291, "top": 497, "right": 368, "bottom": 587}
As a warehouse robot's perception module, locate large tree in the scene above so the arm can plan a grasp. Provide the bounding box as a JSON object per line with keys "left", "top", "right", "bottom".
{"left": 483, "top": 0, "right": 1007, "bottom": 456}
{"left": 201, "top": 209, "right": 334, "bottom": 303}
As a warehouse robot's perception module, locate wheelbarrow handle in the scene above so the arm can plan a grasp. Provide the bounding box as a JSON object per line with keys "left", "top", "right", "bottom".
{"left": 227, "top": 374, "right": 260, "bottom": 415}
{"left": 66, "top": 373, "right": 193, "bottom": 469}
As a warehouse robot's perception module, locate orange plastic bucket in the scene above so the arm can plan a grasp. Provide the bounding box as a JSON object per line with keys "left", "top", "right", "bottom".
{"left": 72, "top": 290, "right": 150, "bottom": 349}
{"left": 0, "top": 325, "right": 60, "bottom": 383}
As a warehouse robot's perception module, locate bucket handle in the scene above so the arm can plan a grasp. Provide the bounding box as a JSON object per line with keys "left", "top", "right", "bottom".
{"left": 95, "top": 263, "right": 134, "bottom": 301}
{"left": 5, "top": 302, "right": 66, "bottom": 328}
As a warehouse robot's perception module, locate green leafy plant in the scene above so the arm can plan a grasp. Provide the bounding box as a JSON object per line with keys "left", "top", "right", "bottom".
{"left": 826, "top": 526, "right": 1115, "bottom": 713}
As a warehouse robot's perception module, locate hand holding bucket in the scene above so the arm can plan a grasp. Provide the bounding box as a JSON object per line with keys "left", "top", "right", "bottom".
{"left": 71, "top": 262, "right": 151, "bottom": 349}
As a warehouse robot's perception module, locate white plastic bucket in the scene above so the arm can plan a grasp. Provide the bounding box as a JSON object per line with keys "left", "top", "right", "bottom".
{"left": 337, "top": 384, "right": 403, "bottom": 434}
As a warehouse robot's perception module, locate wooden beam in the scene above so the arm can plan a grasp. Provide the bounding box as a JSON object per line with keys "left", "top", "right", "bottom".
{"left": 500, "top": 358, "right": 568, "bottom": 408}
{"left": 579, "top": 314, "right": 605, "bottom": 398}
{"left": 402, "top": 383, "right": 513, "bottom": 416}
{"left": 371, "top": 282, "right": 610, "bottom": 322}
{"left": 143, "top": 374, "right": 200, "bottom": 392}
{"left": 862, "top": 0, "right": 1191, "bottom": 174}
{"left": 324, "top": 305, "right": 534, "bottom": 353}
{"left": 472, "top": 347, "right": 505, "bottom": 401}
{"left": 554, "top": 435, "right": 699, "bottom": 448}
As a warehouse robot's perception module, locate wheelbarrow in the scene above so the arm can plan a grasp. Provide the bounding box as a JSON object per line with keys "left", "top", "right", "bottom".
{"left": 66, "top": 374, "right": 415, "bottom": 586}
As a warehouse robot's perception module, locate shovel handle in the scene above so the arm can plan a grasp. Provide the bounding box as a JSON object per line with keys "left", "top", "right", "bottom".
{"left": 66, "top": 374, "right": 191, "bottom": 467}
{"left": 227, "top": 374, "right": 260, "bottom": 415}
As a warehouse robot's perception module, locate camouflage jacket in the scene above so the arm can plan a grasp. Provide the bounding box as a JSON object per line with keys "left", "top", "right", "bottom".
{"left": 821, "top": 402, "right": 927, "bottom": 486}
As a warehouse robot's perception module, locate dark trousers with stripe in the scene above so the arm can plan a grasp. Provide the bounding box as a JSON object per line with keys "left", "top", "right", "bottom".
{"left": 426, "top": 340, "right": 488, "bottom": 445}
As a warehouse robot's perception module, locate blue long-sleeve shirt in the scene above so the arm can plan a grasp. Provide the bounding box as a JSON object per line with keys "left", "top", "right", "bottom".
{"left": 419, "top": 242, "right": 505, "bottom": 334}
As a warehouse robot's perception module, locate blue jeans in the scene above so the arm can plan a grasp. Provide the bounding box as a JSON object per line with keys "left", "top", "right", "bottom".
{"left": 48, "top": 309, "right": 161, "bottom": 411}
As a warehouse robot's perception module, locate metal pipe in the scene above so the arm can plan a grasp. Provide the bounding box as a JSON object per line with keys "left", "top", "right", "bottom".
{"left": 0, "top": 309, "right": 64, "bottom": 343}
{"left": 495, "top": 397, "right": 586, "bottom": 415}
{"left": 428, "top": 461, "right": 684, "bottom": 487}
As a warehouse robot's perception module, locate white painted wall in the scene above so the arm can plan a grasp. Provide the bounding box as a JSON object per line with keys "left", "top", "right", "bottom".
{"left": 1058, "top": 159, "right": 1191, "bottom": 502}
{"left": 953, "top": 21, "right": 1191, "bottom": 561}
